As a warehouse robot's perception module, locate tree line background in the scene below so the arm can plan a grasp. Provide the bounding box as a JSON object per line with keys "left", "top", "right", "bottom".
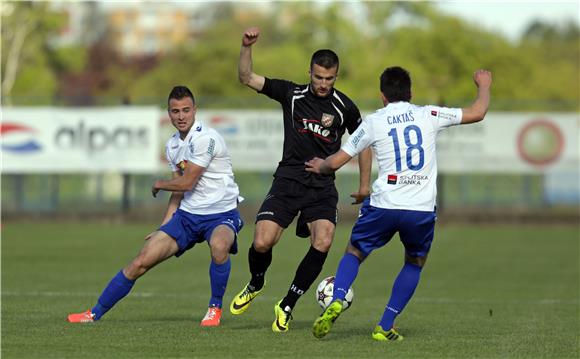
{"left": 2, "top": 1, "right": 579, "bottom": 111}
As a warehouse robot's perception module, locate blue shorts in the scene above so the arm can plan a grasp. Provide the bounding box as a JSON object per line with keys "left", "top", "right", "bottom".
{"left": 159, "top": 208, "right": 244, "bottom": 257}
{"left": 350, "top": 199, "right": 436, "bottom": 258}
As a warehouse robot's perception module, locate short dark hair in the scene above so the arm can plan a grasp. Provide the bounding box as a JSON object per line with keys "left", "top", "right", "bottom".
{"left": 168, "top": 86, "right": 195, "bottom": 107}
{"left": 310, "top": 49, "right": 339, "bottom": 71}
{"left": 380, "top": 66, "right": 412, "bottom": 102}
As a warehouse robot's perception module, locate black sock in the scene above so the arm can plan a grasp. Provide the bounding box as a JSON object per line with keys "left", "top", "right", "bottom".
{"left": 280, "top": 246, "right": 328, "bottom": 310}
{"left": 248, "top": 244, "right": 272, "bottom": 290}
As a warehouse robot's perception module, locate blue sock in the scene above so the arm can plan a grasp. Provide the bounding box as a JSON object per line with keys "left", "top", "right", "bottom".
{"left": 92, "top": 270, "right": 135, "bottom": 320}
{"left": 209, "top": 258, "right": 231, "bottom": 308}
{"left": 379, "top": 262, "right": 422, "bottom": 330}
{"left": 332, "top": 253, "right": 360, "bottom": 302}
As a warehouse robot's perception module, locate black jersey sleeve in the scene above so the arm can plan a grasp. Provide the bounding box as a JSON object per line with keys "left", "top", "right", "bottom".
{"left": 344, "top": 99, "right": 363, "bottom": 134}
{"left": 259, "top": 77, "right": 296, "bottom": 103}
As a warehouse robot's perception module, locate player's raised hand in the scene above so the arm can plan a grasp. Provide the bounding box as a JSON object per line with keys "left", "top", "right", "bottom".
{"left": 242, "top": 27, "right": 260, "bottom": 47}
{"left": 473, "top": 69, "right": 492, "bottom": 88}
{"left": 305, "top": 157, "right": 324, "bottom": 174}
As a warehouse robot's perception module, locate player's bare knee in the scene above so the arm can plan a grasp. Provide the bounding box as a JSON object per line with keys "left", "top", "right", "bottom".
{"left": 405, "top": 253, "right": 427, "bottom": 267}
{"left": 346, "top": 244, "right": 365, "bottom": 262}
{"left": 311, "top": 236, "right": 332, "bottom": 252}
{"left": 252, "top": 235, "right": 275, "bottom": 252}
{"left": 124, "top": 259, "right": 148, "bottom": 279}
{"left": 210, "top": 239, "right": 231, "bottom": 262}
{"left": 211, "top": 252, "right": 229, "bottom": 265}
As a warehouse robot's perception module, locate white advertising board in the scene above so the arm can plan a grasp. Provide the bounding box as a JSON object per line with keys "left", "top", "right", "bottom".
{"left": 3, "top": 108, "right": 576, "bottom": 176}
{"left": 1, "top": 107, "right": 160, "bottom": 173}
{"left": 160, "top": 110, "right": 578, "bottom": 174}
{"left": 436, "top": 112, "right": 578, "bottom": 174}
{"left": 159, "top": 110, "right": 284, "bottom": 171}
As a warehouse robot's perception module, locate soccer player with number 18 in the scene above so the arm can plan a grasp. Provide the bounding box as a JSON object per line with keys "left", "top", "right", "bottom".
{"left": 307, "top": 66, "right": 492, "bottom": 341}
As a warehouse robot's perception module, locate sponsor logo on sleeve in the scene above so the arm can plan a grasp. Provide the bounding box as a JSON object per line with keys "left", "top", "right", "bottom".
{"left": 350, "top": 128, "right": 365, "bottom": 147}
{"left": 207, "top": 138, "right": 215, "bottom": 155}
{"left": 432, "top": 109, "right": 457, "bottom": 121}
{"left": 438, "top": 111, "right": 458, "bottom": 121}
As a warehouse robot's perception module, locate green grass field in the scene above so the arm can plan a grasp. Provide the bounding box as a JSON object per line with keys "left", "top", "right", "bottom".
{"left": 2, "top": 221, "right": 578, "bottom": 358}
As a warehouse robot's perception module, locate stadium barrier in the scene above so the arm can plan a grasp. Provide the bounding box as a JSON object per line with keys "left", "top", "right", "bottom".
{"left": 2, "top": 108, "right": 578, "bottom": 222}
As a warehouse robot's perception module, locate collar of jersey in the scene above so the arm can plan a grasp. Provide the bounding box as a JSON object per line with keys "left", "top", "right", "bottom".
{"left": 179, "top": 119, "right": 204, "bottom": 143}
{"left": 386, "top": 101, "right": 410, "bottom": 109}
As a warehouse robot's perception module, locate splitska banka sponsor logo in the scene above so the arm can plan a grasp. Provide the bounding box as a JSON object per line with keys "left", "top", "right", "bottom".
{"left": 0, "top": 123, "right": 42, "bottom": 153}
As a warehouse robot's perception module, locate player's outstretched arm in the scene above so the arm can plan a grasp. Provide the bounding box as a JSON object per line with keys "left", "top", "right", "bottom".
{"left": 352, "top": 147, "right": 372, "bottom": 204}
{"left": 461, "top": 69, "right": 492, "bottom": 124}
{"left": 239, "top": 26, "right": 265, "bottom": 91}
{"left": 305, "top": 150, "right": 353, "bottom": 175}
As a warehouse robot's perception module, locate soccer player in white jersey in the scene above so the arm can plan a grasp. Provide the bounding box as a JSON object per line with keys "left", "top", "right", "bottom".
{"left": 307, "top": 66, "right": 492, "bottom": 341}
{"left": 68, "top": 86, "right": 243, "bottom": 327}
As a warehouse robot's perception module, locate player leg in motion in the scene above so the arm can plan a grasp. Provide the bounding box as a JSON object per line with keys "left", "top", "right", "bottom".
{"left": 229, "top": 26, "right": 372, "bottom": 333}
{"left": 308, "top": 66, "right": 492, "bottom": 340}
{"left": 67, "top": 223, "right": 238, "bottom": 326}
{"left": 229, "top": 180, "right": 338, "bottom": 333}
{"left": 68, "top": 86, "right": 244, "bottom": 327}
{"left": 312, "top": 220, "right": 429, "bottom": 342}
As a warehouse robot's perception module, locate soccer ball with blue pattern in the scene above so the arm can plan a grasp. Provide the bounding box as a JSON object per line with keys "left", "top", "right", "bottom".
{"left": 316, "top": 276, "right": 354, "bottom": 310}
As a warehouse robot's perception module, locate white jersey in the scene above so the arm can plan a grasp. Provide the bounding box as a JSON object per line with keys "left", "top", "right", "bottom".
{"left": 165, "top": 120, "right": 240, "bottom": 215}
{"left": 342, "top": 102, "right": 462, "bottom": 211}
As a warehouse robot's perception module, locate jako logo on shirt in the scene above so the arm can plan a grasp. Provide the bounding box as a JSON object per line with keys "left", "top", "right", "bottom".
{"left": 0, "top": 123, "right": 42, "bottom": 153}
{"left": 300, "top": 119, "right": 331, "bottom": 141}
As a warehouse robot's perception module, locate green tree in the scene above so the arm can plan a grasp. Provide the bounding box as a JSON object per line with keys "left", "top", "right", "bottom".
{"left": 1, "top": 1, "right": 87, "bottom": 105}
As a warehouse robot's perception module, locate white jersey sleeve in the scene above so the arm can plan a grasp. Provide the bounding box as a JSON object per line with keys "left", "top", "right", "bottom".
{"left": 426, "top": 105, "right": 462, "bottom": 130}
{"left": 342, "top": 119, "right": 374, "bottom": 157}
{"left": 184, "top": 134, "right": 219, "bottom": 169}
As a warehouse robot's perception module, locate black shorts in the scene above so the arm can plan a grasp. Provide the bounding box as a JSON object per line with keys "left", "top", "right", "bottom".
{"left": 256, "top": 177, "right": 338, "bottom": 238}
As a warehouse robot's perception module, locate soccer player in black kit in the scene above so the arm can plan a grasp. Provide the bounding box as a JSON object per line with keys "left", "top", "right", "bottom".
{"left": 230, "top": 26, "right": 372, "bottom": 332}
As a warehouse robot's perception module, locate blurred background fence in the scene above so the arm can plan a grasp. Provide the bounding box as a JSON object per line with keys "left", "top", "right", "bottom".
{"left": 2, "top": 106, "right": 578, "bottom": 223}
{"left": 1, "top": 1, "right": 579, "bottom": 223}
{"left": 2, "top": 171, "right": 578, "bottom": 223}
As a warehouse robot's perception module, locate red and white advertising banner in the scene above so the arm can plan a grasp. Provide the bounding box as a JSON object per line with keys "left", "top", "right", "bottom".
{"left": 1, "top": 107, "right": 160, "bottom": 173}
{"left": 161, "top": 110, "right": 578, "bottom": 174}
{"left": 159, "top": 110, "right": 284, "bottom": 172}
{"left": 436, "top": 112, "right": 578, "bottom": 174}
{"left": 3, "top": 108, "right": 576, "bottom": 175}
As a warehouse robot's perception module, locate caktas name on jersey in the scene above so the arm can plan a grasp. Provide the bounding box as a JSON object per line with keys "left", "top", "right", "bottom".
{"left": 387, "top": 111, "right": 415, "bottom": 125}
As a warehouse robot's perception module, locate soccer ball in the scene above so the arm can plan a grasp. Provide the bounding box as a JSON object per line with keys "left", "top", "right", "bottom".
{"left": 316, "top": 276, "right": 354, "bottom": 310}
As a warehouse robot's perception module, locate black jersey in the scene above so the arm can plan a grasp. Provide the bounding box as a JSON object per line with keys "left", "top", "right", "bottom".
{"left": 259, "top": 77, "right": 362, "bottom": 187}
